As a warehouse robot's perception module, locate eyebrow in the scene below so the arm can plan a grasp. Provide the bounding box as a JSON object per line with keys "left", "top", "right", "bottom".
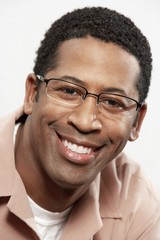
{"left": 59, "top": 75, "right": 85, "bottom": 85}
{"left": 59, "top": 75, "right": 128, "bottom": 96}
{"left": 102, "top": 87, "right": 128, "bottom": 96}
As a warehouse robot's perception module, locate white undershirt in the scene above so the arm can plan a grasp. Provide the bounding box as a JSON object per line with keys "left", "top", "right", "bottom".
{"left": 28, "top": 196, "right": 72, "bottom": 240}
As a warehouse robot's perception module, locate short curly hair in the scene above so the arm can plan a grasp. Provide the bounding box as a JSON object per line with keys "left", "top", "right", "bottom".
{"left": 33, "top": 6, "right": 152, "bottom": 103}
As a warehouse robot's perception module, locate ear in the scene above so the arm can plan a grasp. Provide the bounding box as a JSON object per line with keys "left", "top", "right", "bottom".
{"left": 23, "top": 73, "right": 37, "bottom": 115}
{"left": 129, "top": 103, "right": 147, "bottom": 141}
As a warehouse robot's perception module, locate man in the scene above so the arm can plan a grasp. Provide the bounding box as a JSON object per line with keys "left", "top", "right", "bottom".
{"left": 0, "top": 6, "right": 159, "bottom": 240}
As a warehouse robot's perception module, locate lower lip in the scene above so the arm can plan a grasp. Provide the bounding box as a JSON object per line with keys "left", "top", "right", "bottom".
{"left": 57, "top": 136, "right": 97, "bottom": 165}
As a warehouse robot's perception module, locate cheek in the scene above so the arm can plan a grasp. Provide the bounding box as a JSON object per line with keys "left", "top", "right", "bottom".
{"left": 35, "top": 96, "right": 72, "bottom": 123}
{"left": 31, "top": 104, "right": 71, "bottom": 158}
{"left": 105, "top": 117, "right": 135, "bottom": 144}
{"left": 100, "top": 119, "right": 134, "bottom": 169}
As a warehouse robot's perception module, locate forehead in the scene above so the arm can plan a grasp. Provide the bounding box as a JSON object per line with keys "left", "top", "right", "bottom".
{"left": 47, "top": 37, "right": 140, "bottom": 95}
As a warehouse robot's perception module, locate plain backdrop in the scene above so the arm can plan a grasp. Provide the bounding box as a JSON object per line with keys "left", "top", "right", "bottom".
{"left": 0, "top": 0, "right": 160, "bottom": 189}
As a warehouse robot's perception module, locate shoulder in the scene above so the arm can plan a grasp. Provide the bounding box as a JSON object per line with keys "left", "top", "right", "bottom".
{"left": 0, "top": 106, "right": 24, "bottom": 126}
{"left": 102, "top": 152, "right": 160, "bottom": 203}
{"left": 100, "top": 153, "right": 160, "bottom": 238}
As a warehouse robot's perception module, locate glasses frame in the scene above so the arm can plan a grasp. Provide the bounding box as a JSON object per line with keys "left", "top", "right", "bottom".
{"left": 36, "top": 75, "right": 142, "bottom": 111}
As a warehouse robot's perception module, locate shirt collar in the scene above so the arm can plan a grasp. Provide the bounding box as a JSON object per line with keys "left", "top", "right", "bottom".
{"left": 0, "top": 106, "right": 24, "bottom": 196}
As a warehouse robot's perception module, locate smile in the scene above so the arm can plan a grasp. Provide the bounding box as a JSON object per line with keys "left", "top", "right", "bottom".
{"left": 62, "top": 139, "right": 93, "bottom": 154}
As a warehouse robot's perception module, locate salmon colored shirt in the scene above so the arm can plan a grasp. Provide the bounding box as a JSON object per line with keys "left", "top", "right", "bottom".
{"left": 0, "top": 107, "right": 160, "bottom": 240}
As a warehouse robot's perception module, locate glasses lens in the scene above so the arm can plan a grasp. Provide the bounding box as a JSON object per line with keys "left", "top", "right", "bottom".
{"left": 46, "top": 80, "right": 85, "bottom": 106}
{"left": 99, "top": 93, "right": 138, "bottom": 118}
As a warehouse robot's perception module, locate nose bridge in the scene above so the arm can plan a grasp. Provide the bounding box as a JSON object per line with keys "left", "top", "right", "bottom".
{"left": 85, "top": 92, "right": 99, "bottom": 105}
{"left": 68, "top": 95, "right": 102, "bottom": 132}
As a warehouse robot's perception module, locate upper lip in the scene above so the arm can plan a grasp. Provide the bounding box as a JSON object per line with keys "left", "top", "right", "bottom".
{"left": 57, "top": 133, "right": 104, "bottom": 150}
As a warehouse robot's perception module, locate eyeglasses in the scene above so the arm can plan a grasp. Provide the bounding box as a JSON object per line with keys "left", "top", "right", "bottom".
{"left": 36, "top": 75, "right": 142, "bottom": 119}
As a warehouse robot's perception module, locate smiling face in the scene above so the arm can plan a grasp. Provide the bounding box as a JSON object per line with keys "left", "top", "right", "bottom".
{"left": 23, "top": 37, "right": 146, "bottom": 189}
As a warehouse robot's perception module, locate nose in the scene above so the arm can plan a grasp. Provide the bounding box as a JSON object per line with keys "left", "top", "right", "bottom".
{"left": 67, "top": 97, "right": 102, "bottom": 132}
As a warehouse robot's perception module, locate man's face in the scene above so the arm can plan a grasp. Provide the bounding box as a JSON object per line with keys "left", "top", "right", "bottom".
{"left": 24, "top": 37, "right": 146, "bottom": 189}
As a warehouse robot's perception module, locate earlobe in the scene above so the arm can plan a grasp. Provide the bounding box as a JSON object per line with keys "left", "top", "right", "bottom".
{"left": 129, "top": 128, "right": 139, "bottom": 141}
{"left": 23, "top": 73, "right": 37, "bottom": 115}
{"left": 129, "top": 103, "right": 147, "bottom": 142}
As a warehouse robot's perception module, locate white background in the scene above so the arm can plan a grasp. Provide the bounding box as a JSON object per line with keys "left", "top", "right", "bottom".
{"left": 0, "top": 0, "right": 160, "bottom": 190}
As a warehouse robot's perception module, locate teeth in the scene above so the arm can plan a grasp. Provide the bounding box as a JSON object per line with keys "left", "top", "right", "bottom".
{"left": 62, "top": 139, "right": 92, "bottom": 154}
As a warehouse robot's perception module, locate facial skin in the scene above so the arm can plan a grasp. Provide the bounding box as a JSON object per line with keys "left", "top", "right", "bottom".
{"left": 15, "top": 36, "right": 146, "bottom": 211}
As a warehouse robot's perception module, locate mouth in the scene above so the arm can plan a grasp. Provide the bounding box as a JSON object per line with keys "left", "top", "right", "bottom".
{"left": 56, "top": 134, "right": 103, "bottom": 165}
{"left": 62, "top": 139, "right": 94, "bottom": 154}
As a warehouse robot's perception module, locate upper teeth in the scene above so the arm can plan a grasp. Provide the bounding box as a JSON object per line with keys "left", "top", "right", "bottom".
{"left": 62, "top": 139, "right": 93, "bottom": 154}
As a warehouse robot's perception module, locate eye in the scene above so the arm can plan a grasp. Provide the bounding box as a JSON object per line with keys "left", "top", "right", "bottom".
{"left": 59, "top": 87, "right": 79, "bottom": 96}
{"left": 100, "top": 95, "right": 127, "bottom": 112}
{"left": 106, "top": 99, "right": 124, "bottom": 108}
{"left": 47, "top": 79, "right": 86, "bottom": 104}
{"left": 48, "top": 80, "right": 82, "bottom": 97}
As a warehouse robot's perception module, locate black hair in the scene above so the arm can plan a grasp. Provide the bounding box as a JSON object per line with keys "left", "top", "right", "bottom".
{"left": 33, "top": 6, "right": 152, "bottom": 103}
